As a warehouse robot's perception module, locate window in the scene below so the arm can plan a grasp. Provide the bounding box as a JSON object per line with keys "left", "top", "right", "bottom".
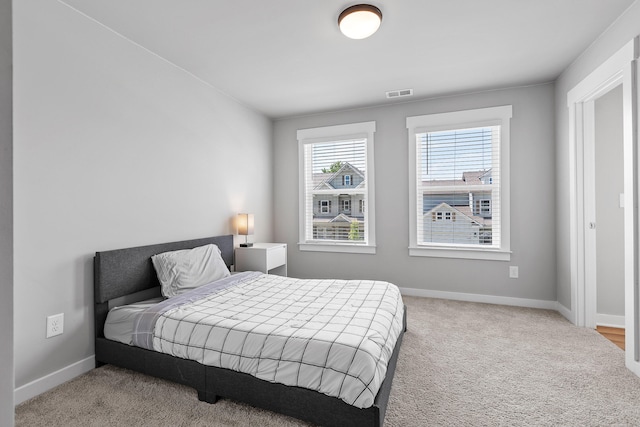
{"left": 406, "top": 106, "right": 512, "bottom": 260}
{"left": 298, "top": 121, "right": 376, "bottom": 254}
{"left": 319, "top": 200, "right": 331, "bottom": 214}
{"left": 475, "top": 199, "right": 491, "bottom": 216}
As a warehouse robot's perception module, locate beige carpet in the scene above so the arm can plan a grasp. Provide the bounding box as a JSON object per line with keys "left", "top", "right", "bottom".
{"left": 16, "top": 296, "right": 640, "bottom": 426}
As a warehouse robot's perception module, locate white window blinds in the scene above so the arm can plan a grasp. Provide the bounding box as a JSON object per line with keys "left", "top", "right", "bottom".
{"left": 416, "top": 125, "right": 500, "bottom": 248}
{"left": 297, "top": 121, "right": 376, "bottom": 254}
{"left": 407, "top": 106, "right": 511, "bottom": 260}
{"left": 302, "top": 138, "right": 367, "bottom": 243}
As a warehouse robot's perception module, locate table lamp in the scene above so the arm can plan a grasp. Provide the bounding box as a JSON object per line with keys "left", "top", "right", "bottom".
{"left": 237, "top": 213, "right": 254, "bottom": 247}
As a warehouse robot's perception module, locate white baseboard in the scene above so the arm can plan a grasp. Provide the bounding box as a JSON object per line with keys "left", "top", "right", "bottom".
{"left": 596, "top": 313, "right": 625, "bottom": 328}
{"left": 399, "top": 288, "right": 624, "bottom": 329}
{"left": 555, "top": 302, "right": 574, "bottom": 323}
{"left": 399, "top": 287, "right": 557, "bottom": 310}
{"left": 14, "top": 355, "right": 95, "bottom": 405}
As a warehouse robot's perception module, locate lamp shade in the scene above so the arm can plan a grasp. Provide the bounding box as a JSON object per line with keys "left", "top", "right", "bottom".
{"left": 338, "top": 4, "right": 382, "bottom": 39}
{"left": 237, "top": 213, "right": 254, "bottom": 236}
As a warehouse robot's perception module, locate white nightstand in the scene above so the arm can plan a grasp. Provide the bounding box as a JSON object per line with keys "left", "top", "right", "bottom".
{"left": 235, "top": 243, "right": 287, "bottom": 276}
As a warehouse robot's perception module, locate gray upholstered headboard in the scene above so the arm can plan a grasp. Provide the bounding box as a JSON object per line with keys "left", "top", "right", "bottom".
{"left": 94, "top": 235, "right": 234, "bottom": 304}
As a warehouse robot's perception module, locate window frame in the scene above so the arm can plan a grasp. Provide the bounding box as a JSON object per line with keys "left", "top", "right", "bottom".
{"left": 297, "top": 121, "right": 376, "bottom": 254}
{"left": 406, "top": 106, "right": 512, "bottom": 261}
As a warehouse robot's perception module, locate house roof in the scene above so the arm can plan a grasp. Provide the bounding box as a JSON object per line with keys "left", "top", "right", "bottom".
{"left": 314, "top": 214, "right": 361, "bottom": 224}
{"left": 422, "top": 169, "right": 491, "bottom": 187}
{"left": 329, "top": 213, "right": 354, "bottom": 223}
{"left": 462, "top": 169, "right": 491, "bottom": 183}
{"left": 455, "top": 205, "right": 492, "bottom": 227}
{"left": 313, "top": 162, "right": 365, "bottom": 190}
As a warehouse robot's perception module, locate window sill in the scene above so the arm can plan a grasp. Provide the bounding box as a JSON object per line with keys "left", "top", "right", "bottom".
{"left": 409, "top": 246, "right": 511, "bottom": 261}
{"left": 299, "top": 242, "right": 376, "bottom": 255}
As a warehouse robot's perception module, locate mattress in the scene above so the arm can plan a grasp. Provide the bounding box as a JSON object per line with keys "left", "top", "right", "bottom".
{"left": 103, "top": 273, "right": 245, "bottom": 344}
{"left": 104, "top": 297, "right": 164, "bottom": 345}
{"left": 107, "top": 272, "right": 404, "bottom": 409}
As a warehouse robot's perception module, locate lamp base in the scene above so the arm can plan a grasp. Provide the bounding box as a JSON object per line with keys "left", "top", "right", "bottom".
{"left": 240, "top": 243, "right": 253, "bottom": 247}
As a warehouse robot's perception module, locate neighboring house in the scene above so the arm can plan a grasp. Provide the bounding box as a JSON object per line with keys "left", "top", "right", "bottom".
{"left": 312, "top": 162, "right": 366, "bottom": 240}
{"left": 423, "top": 202, "right": 492, "bottom": 245}
{"left": 422, "top": 169, "right": 493, "bottom": 245}
{"left": 311, "top": 165, "right": 492, "bottom": 243}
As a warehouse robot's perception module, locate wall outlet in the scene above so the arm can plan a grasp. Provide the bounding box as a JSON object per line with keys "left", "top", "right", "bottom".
{"left": 46, "top": 313, "right": 64, "bottom": 338}
{"left": 509, "top": 266, "right": 519, "bottom": 279}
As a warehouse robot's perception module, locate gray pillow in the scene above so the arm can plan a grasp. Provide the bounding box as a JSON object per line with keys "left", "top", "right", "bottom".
{"left": 151, "top": 244, "right": 230, "bottom": 298}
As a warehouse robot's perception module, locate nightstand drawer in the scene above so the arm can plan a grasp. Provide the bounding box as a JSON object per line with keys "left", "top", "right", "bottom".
{"left": 266, "top": 245, "right": 286, "bottom": 270}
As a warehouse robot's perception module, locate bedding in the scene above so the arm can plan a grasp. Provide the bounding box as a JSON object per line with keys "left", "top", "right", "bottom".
{"left": 104, "top": 297, "right": 164, "bottom": 345}
{"left": 151, "top": 243, "right": 230, "bottom": 297}
{"left": 124, "top": 271, "right": 404, "bottom": 409}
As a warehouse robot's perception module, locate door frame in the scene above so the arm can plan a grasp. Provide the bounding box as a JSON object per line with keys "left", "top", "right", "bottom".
{"left": 567, "top": 37, "right": 639, "bottom": 373}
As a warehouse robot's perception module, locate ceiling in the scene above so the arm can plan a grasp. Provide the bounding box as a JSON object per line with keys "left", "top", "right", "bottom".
{"left": 60, "top": 0, "right": 635, "bottom": 119}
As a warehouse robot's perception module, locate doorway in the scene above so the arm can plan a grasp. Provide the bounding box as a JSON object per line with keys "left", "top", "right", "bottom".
{"left": 593, "top": 85, "right": 625, "bottom": 330}
{"left": 567, "top": 37, "right": 639, "bottom": 376}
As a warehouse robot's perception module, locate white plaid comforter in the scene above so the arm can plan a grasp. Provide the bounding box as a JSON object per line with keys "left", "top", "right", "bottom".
{"left": 133, "top": 271, "right": 404, "bottom": 408}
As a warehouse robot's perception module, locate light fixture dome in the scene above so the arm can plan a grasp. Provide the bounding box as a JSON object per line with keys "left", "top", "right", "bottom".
{"left": 338, "top": 4, "right": 382, "bottom": 40}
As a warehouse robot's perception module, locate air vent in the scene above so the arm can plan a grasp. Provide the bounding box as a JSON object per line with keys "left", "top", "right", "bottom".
{"left": 386, "top": 89, "right": 413, "bottom": 99}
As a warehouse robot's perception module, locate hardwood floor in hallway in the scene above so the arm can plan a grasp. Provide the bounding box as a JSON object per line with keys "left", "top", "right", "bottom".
{"left": 597, "top": 326, "right": 625, "bottom": 350}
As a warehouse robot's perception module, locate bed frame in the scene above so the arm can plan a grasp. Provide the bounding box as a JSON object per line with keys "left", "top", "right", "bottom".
{"left": 94, "top": 235, "right": 405, "bottom": 427}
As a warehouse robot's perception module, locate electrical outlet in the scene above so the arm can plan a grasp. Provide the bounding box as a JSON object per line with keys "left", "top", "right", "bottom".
{"left": 46, "top": 313, "right": 64, "bottom": 338}
{"left": 509, "top": 266, "right": 519, "bottom": 279}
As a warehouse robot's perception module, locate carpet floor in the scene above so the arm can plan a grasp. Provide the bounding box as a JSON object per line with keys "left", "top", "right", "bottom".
{"left": 16, "top": 296, "right": 640, "bottom": 426}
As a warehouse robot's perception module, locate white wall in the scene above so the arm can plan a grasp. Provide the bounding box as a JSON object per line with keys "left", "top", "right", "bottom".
{"left": 13, "top": 0, "right": 273, "bottom": 394}
{"left": 555, "top": 2, "right": 640, "bottom": 311}
{"left": 595, "top": 85, "right": 625, "bottom": 318}
{"left": 0, "top": 0, "right": 14, "bottom": 423}
{"left": 274, "top": 83, "right": 557, "bottom": 303}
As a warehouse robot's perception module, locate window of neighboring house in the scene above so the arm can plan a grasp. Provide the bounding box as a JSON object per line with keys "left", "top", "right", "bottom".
{"left": 359, "top": 199, "right": 365, "bottom": 213}
{"left": 479, "top": 227, "right": 492, "bottom": 245}
{"left": 407, "top": 105, "right": 512, "bottom": 260}
{"left": 319, "top": 200, "right": 331, "bottom": 214}
{"left": 475, "top": 199, "right": 491, "bottom": 216}
{"left": 298, "top": 121, "right": 376, "bottom": 254}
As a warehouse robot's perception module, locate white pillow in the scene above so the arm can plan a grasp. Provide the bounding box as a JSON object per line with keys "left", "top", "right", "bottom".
{"left": 151, "top": 244, "right": 230, "bottom": 298}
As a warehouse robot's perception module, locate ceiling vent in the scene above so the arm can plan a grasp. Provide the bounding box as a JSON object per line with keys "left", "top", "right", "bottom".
{"left": 386, "top": 89, "right": 413, "bottom": 99}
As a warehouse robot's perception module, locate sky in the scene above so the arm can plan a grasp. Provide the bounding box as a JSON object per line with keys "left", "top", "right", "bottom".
{"left": 310, "top": 138, "right": 366, "bottom": 174}
{"left": 419, "top": 126, "right": 496, "bottom": 181}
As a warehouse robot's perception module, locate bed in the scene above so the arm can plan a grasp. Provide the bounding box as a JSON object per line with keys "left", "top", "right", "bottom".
{"left": 94, "top": 235, "right": 406, "bottom": 427}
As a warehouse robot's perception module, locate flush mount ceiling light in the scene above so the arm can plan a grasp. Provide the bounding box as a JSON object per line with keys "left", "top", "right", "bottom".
{"left": 338, "top": 4, "right": 382, "bottom": 40}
